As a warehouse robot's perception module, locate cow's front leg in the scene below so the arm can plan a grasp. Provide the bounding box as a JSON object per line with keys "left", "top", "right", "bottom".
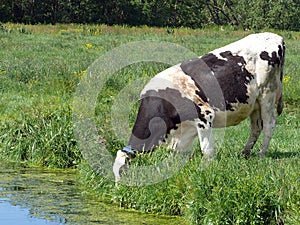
{"left": 168, "top": 121, "right": 198, "bottom": 156}
{"left": 242, "top": 103, "right": 263, "bottom": 157}
{"left": 196, "top": 109, "right": 215, "bottom": 160}
{"left": 197, "top": 127, "right": 214, "bottom": 160}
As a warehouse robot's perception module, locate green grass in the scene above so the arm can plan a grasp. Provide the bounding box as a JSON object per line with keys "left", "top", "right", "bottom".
{"left": 0, "top": 24, "right": 299, "bottom": 224}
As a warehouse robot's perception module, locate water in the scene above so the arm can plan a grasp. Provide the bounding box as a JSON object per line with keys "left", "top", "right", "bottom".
{"left": 0, "top": 165, "right": 185, "bottom": 225}
{"left": 0, "top": 198, "right": 60, "bottom": 225}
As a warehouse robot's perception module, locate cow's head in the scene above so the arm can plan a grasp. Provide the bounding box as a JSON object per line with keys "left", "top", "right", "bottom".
{"left": 113, "top": 146, "right": 135, "bottom": 183}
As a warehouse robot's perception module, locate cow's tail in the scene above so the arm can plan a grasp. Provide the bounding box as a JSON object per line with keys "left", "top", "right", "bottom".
{"left": 277, "top": 40, "right": 285, "bottom": 116}
{"left": 276, "top": 63, "right": 284, "bottom": 115}
{"left": 277, "top": 92, "right": 283, "bottom": 115}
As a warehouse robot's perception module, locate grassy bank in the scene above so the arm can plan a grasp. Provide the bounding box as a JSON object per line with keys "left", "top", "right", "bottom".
{"left": 0, "top": 24, "right": 299, "bottom": 224}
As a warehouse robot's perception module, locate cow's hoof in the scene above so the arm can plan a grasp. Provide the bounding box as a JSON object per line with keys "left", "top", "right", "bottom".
{"left": 202, "top": 153, "right": 214, "bottom": 162}
{"left": 241, "top": 150, "right": 251, "bottom": 158}
{"left": 258, "top": 151, "right": 266, "bottom": 157}
{"left": 114, "top": 176, "right": 120, "bottom": 185}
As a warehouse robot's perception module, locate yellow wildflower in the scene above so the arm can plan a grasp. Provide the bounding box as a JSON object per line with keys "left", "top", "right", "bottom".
{"left": 73, "top": 70, "right": 87, "bottom": 79}
{"left": 85, "top": 43, "right": 93, "bottom": 49}
{"left": 59, "top": 29, "right": 68, "bottom": 34}
{"left": 283, "top": 75, "right": 291, "bottom": 83}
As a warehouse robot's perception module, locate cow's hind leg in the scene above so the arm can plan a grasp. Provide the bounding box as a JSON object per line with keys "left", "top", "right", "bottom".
{"left": 258, "top": 93, "right": 277, "bottom": 157}
{"left": 242, "top": 103, "right": 263, "bottom": 157}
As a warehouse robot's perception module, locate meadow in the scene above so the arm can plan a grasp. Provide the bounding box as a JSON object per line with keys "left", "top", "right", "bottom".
{"left": 0, "top": 23, "right": 299, "bottom": 224}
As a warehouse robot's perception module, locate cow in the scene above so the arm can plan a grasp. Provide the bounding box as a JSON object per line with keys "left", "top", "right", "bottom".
{"left": 113, "top": 32, "right": 285, "bottom": 183}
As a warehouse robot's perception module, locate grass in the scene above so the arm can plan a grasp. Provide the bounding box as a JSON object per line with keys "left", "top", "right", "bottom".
{"left": 0, "top": 23, "right": 299, "bottom": 224}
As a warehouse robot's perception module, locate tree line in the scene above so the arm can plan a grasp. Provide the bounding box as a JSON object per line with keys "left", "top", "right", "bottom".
{"left": 1, "top": 0, "right": 300, "bottom": 31}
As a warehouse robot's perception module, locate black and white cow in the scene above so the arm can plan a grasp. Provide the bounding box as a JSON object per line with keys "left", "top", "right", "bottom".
{"left": 113, "top": 32, "right": 285, "bottom": 182}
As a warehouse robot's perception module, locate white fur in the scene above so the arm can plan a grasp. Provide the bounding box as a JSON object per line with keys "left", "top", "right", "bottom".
{"left": 113, "top": 150, "right": 127, "bottom": 183}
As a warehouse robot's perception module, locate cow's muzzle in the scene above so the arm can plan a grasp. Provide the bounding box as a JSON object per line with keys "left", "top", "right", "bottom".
{"left": 113, "top": 146, "right": 136, "bottom": 183}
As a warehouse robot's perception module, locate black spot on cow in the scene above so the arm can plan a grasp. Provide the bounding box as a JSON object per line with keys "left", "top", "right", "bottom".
{"left": 180, "top": 51, "right": 254, "bottom": 111}
{"left": 128, "top": 88, "right": 205, "bottom": 151}
{"left": 260, "top": 51, "right": 280, "bottom": 67}
{"left": 201, "top": 117, "right": 207, "bottom": 124}
{"left": 205, "top": 110, "right": 211, "bottom": 115}
{"left": 219, "top": 51, "right": 246, "bottom": 65}
{"left": 198, "top": 123, "right": 205, "bottom": 129}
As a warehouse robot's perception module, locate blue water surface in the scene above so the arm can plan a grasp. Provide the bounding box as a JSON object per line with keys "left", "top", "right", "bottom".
{"left": 0, "top": 196, "right": 60, "bottom": 225}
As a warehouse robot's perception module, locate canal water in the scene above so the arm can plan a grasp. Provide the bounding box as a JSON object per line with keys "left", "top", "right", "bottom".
{"left": 0, "top": 164, "right": 185, "bottom": 225}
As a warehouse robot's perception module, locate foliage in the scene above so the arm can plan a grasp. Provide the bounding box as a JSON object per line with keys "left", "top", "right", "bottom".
{"left": 1, "top": 0, "right": 300, "bottom": 31}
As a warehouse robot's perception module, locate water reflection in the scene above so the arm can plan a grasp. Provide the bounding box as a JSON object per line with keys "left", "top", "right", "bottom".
{"left": 0, "top": 166, "right": 185, "bottom": 225}
{"left": 0, "top": 198, "right": 60, "bottom": 225}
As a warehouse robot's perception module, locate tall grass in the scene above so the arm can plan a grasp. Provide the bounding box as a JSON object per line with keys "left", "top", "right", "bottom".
{"left": 0, "top": 24, "right": 299, "bottom": 224}
{"left": 80, "top": 113, "right": 300, "bottom": 224}
{"left": 0, "top": 106, "right": 81, "bottom": 167}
